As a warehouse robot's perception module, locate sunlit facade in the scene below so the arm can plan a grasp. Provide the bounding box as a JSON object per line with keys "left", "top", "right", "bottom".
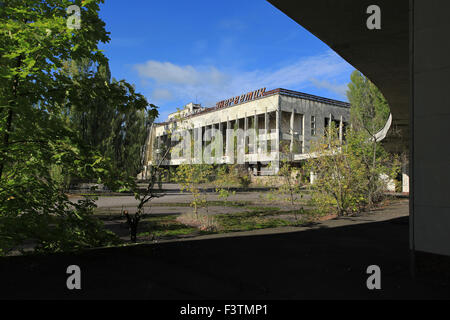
{"left": 140, "top": 88, "right": 350, "bottom": 178}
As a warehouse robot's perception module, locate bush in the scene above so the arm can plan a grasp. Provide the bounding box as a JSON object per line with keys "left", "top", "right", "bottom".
{"left": 175, "top": 164, "right": 213, "bottom": 216}
{"left": 305, "top": 125, "right": 400, "bottom": 216}
{"left": 238, "top": 175, "right": 251, "bottom": 189}
{"left": 234, "top": 165, "right": 251, "bottom": 189}
{"left": 0, "top": 193, "right": 120, "bottom": 255}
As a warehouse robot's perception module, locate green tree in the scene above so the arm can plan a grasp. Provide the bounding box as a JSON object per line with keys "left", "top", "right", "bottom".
{"left": 276, "top": 159, "right": 303, "bottom": 220}
{"left": 0, "top": 0, "right": 153, "bottom": 254}
{"left": 175, "top": 164, "right": 213, "bottom": 218}
{"left": 347, "top": 70, "right": 394, "bottom": 206}
{"left": 214, "top": 164, "right": 238, "bottom": 203}
{"left": 61, "top": 58, "right": 157, "bottom": 184}
{"left": 277, "top": 159, "right": 302, "bottom": 200}
{"left": 347, "top": 70, "right": 390, "bottom": 135}
{"left": 305, "top": 125, "right": 399, "bottom": 216}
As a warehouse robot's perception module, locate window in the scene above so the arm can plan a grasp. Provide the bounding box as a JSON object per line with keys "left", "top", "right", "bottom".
{"left": 311, "top": 116, "right": 316, "bottom": 136}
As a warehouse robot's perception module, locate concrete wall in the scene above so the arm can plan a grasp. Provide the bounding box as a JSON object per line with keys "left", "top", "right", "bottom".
{"left": 155, "top": 94, "right": 279, "bottom": 136}
{"left": 412, "top": 0, "right": 450, "bottom": 256}
{"left": 279, "top": 95, "right": 350, "bottom": 153}
{"left": 147, "top": 92, "right": 350, "bottom": 171}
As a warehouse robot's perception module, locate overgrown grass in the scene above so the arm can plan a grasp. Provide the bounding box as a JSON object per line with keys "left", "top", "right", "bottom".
{"left": 214, "top": 207, "right": 313, "bottom": 232}
{"left": 149, "top": 200, "right": 254, "bottom": 207}
{"left": 92, "top": 200, "right": 255, "bottom": 217}
{"left": 119, "top": 207, "right": 316, "bottom": 241}
{"left": 137, "top": 215, "right": 199, "bottom": 239}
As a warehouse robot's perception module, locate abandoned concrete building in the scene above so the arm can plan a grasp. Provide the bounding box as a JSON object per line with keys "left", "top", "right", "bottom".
{"left": 140, "top": 87, "right": 351, "bottom": 177}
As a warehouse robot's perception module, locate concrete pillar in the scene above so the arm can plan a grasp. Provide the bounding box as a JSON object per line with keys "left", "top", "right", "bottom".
{"left": 218, "top": 121, "right": 223, "bottom": 163}
{"left": 339, "top": 115, "right": 343, "bottom": 143}
{"left": 290, "top": 109, "right": 295, "bottom": 153}
{"left": 201, "top": 124, "right": 206, "bottom": 161}
{"left": 210, "top": 122, "right": 214, "bottom": 144}
{"left": 275, "top": 109, "right": 280, "bottom": 152}
{"left": 225, "top": 117, "right": 231, "bottom": 163}
{"left": 265, "top": 108, "right": 269, "bottom": 154}
{"left": 253, "top": 111, "right": 258, "bottom": 155}
{"left": 210, "top": 123, "right": 214, "bottom": 163}
{"left": 189, "top": 129, "right": 194, "bottom": 162}
{"left": 310, "top": 171, "right": 317, "bottom": 184}
{"left": 302, "top": 114, "right": 305, "bottom": 154}
{"left": 273, "top": 108, "right": 281, "bottom": 174}
{"left": 329, "top": 113, "right": 332, "bottom": 137}
{"left": 235, "top": 114, "right": 239, "bottom": 162}
{"left": 412, "top": 0, "right": 450, "bottom": 256}
{"left": 402, "top": 162, "right": 409, "bottom": 193}
{"left": 200, "top": 124, "right": 205, "bottom": 163}
{"left": 244, "top": 113, "right": 248, "bottom": 155}
{"left": 194, "top": 126, "right": 202, "bottom": 164}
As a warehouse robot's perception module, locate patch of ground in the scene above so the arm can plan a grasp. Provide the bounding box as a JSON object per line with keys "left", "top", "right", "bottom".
{"left": 105, "top": 204, "right": 315, "bottom": 242}
{"left": 3, "top": 198, "right": 450, "bottom": 299}
{"left": 69, "top": 188, "right": 311, "bottom": 215}
{"left": 98, "top": 193, "right": 406, "bottom": 243}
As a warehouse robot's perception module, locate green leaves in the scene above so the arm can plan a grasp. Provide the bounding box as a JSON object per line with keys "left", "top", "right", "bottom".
{"left": 57, "top": 57, "right": 158, "bottom": 188}
{"left": 305, "top": 125, "right": 399, "bottom": 216}
{"left": 175, "top": 163, "right": 213, "bottom": 215}
{"left": 347, "top": 70, "right": 390, "bottom": 135}
{"left": 276, "top": 159, "right": 302, "bottom": 207}
{"left": 0, "top": 0, "right": 123, "bottom": 255}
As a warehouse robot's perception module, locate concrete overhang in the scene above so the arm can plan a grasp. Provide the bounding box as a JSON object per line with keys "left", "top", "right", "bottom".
{"left": 268, "top": 0, "right": 410, "bottom": 152}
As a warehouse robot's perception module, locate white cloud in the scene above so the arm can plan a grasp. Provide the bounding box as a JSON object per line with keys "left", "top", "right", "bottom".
{"left": 134, "top": 61, "right": 228, "bottom": 86}
{"left": 134, "top": 50, "right": 353, "bottom": 108}
{"left": 309, "top": 78, "right": 349, "bottom": 97}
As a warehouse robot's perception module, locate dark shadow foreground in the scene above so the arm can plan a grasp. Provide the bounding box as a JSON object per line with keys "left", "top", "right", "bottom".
{"left": 1, "top": 216, "right": 449, "bottom": 299}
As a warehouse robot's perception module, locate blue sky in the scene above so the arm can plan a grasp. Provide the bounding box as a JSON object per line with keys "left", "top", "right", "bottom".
{"left": 98, "top": 0, "right": 355, "bottom": 121}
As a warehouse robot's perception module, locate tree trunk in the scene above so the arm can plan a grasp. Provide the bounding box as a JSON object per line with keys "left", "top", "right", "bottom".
{"left": 0, "top": 109, "right": 14, "bottom": 180}
{"left": 0, "top": 55, "right": 22, "bottom": 180}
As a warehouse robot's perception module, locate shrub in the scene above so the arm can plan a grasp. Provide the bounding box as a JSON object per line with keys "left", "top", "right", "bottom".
{"left": 0, "top": 194, "right": 120, "bottom": 255}
{"left": 305, "top": 125, "right": 400, "bottom": 216}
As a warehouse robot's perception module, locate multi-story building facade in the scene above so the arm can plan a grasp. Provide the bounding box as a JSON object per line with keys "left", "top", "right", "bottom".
{"left": 140, "top": 88, "right": 350, "bottom": 177}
